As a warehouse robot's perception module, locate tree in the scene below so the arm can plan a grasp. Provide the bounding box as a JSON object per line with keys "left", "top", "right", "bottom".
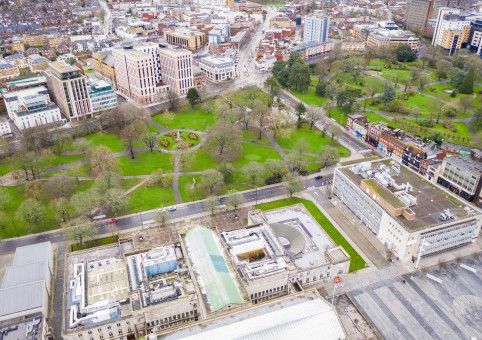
{"left": 319, "top": 145, "right": 339, "bottom": 167}
{"left": 305, "top": 109, "right": 322, "bottom": 130}
{"left": 74, "top": 138, "right": 91, "bottom": 155}
{"left": 381, "top": 86, "right": 396, "bottom": 103}
{"left": 459, "top": 68, "right": 475, "bottom": 94}
{"left": 0, "top": 138, "right": 11, "bottom": 159}
{"left": 418, "top": 73, "right": 431, "bottom": 90}
{"left": 165, "top": 90, "right": 181, "bottom": 112}
{"left": 327, "top": 125, "right": 340, "bottom": 144}
{"left": 245, "top": 161, "right": 264, "bottom": 185}
{"left": 52, "top": 132, "right": 72, "bottom": 155}
{"left": 205, "top": 196, "right": 220, "bottom": 215}
{"left": 87, "top": 145, "right": 117, "bottom": 174}
{"left": 289, "top": 60, "right": 311, "bottom": 93}
{"left": 459, "top": 95, "right": 473, "bottom": 114}
{"left": 295, "top": 102, "right": 306, "bottom": 128}
{"left": 63, "top": 218, "right": 97, "bottom": 247}
{"left": 472, "top": 107, "right": 482, "bottom": 130}
{"left": 44, "top": 176, "right": 76, "bottom": 199}
{"left": 282, "top": 172, "right": 304, "bottom": 198}
{"left": 103, "top": 188, "right": 128, "bottom": 215}
{"left": 199, "top": 169, "right": 224, "bottom": 195}
{"left": 51, "top": 197, "right": 74, "bottom": 223}
{"left": 396, "top": 44, "right": 417, "bottom": 62}
{"left": 436, "top": 60, "right": 453, "bottom": 80}
{"left": 142, "top": 131, "right": 158, "bottom": 152}
{"left": 315, "top": 80, "right": 327, "bottom": 96}
{"left": 0, "top": 188, "right": 11, "bottom": 210}
{"left": 120, "top": 121, "right": 146, "bottom": 159}
{"left": 226, "top": 191, "right": 245, "bottom": 211}
{"left": 94, "top": 170, "right": 121, "bottom": 193}
{"left": 336, "top": 87, "right": 362, "bottom": 113}
{"left": 186, "top": 88, "right": 200, "bottom": 107}
{"left": 293, "top": 139, "right": 309, "bottom": 170}
{"left": 218, "top": 162, "right": 235, "bottom": 182}
{"left": 253, "top": 100, "right": 269, "bottom": 139}
{"left": 324, "top": 99, "right": 334, "bottom": 117}
{"left": 107, "top": 104, "right": 137, "bottom": 131}
{"left": 264, "top": 159, "right": 287, "bottom": 178}
{"left": 264, "top": 76, "right": 281, "bottom": 107}
{"left": 24, "top": 180, "right": 44, "bottom": 200}
{"left": 155, "top": 210, "right": 170, "bottom": 226}
{"left": 15, "top": 199, "right": 46, "bottom": 232}
{"left": 325, "top": 83, "right": 338, "bottom": 100}
{"left": 365, "top": 82, "right": 381, "bottom": 111}
{"left": 428, "top": 130, "right": 444, "bottom": 145}
{"left": 70, "top": 190, "right": 100, "bottom": 217}
{"left": 431, "top": 101, "right": 444, "bottom": 124}
{"left": 0, "top": 211, "right": 8, "bottom": 233}
{"left": 207, "top": 121, "right": 241, "bottom": 157}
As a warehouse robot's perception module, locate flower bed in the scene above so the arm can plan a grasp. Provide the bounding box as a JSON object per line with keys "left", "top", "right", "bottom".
{"left": 176, "top": 141, "right": 194, "bottom": 149}
{"left": 166, "top": 131, "right": 178, "bottom": 137}
{"left": 188, "top": 132, "right": 198, "bottom": 140}
{"left": 160, "top": 139, "right": 170, "bottom": 148}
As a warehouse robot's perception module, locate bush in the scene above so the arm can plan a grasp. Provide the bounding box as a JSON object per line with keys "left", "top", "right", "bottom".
{"left": 444, "top": 106, "right": 458, "bottom": 118}
{"left": 265, "top": 174, "right": 283, "bottom": 185}
{"left": 397, "top": 92, "right": 414, "bottom": 101}
{"left": 450, "top": 90, "right": 457, "bottom": 97}
{"left": 381, "top": 99, "right": 405, "bottom": 113}
{"left": 442, "top": 122, "right": 457, "bottom": 132}
{"left": 370, "top": 98, "right": 381, "bottom": 105}
{"left": 419, "top": 120, "right": 434, "bottom": 128}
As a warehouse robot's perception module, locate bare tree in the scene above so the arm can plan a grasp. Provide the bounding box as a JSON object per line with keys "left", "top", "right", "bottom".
{"left": 155, "top": 210, "right": 170, "bottom": 226}
{"left": 282, "top": 172, "right": 304, "bottom": 198}
{"left": 142, "top": 130, "right": 158, "bottom": 152}
{"left": 305, "top": 109, "right": 322, "bottom": 130}
{"left": 207, "top": 121, "right": 241, "bottom": 158}
{"left": 319, "top": 145, "right": 339, "bottom": 168}
{"left": 253, "top": 100, "right": 269, "bottom": 139}
{"left": 199, "top": 169, "right": 224, "bottom": 195}
{"left": 52, "top": 132, "right": 72, "bottom": 155}
{"left": 165, "top": 90, "right": 181, "bottom": 112}
{"left": 63, "top": 218, "right": 98, "bottom": 247}
{"left": 205, "top": 196, "right": 220, "bottom": 215}
{"left": 226, "top": 191, "right": 245, "bottom": 211}
{"left": 120, "top": 121, "right": 147, "bottom": 159}
{"left": 328, "top": 125, "right": 340, "bottom": 144}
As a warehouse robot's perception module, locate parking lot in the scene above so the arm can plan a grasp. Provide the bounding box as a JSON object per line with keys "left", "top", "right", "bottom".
{"left": 350, "top": 257, "right": 482, "bottom": 340}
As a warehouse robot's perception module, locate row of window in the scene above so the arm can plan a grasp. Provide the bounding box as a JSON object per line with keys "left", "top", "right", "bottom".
{"left": 148, "top": 310, "right": 198, "bottom": 327}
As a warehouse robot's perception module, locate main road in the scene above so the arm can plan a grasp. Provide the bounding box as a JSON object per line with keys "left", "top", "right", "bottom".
{"left": 0, "top": 175, "right": 333, "bottom": 254}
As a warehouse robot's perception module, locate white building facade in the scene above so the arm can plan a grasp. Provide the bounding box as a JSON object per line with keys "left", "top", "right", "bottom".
{"left": 303, "top": 15, "right": 330, "bottom": 43}
{"left": 198, "top": 56, "right": 236, "bottom": 83}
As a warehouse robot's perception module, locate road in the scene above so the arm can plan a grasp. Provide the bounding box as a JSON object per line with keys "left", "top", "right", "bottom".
{"left": 98, "top": 0, "right": 112, "bottom": 36}
{"left": 0, "top": 176, "right": 333, "bottom": 254}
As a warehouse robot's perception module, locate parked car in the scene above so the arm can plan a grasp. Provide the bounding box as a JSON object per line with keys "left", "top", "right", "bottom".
{"left": 106, "top": 217, "right": 117, "bottom": 224}
{"left": 167, "top": 206, "right": 177, "bottom": 211}
{"left": 315, "top": 175, "right": 323, "bottom": 180}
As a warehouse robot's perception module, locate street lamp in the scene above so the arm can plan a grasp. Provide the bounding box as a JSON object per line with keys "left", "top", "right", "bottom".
{"left": 415, "top": 238, "right": 431, "bottom": 269}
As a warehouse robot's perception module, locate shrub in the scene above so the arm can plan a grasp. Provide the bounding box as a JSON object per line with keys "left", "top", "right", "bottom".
{"left": 419, "top": 120, "right": 434, "bottom": 128}
{"left": 265, "top": 174, "right": 283, "bottom": 185}
{"left": 442, "top": 122, "right": 457, "bottom": 132}
{"left": 450, "top": 90, "right": 457, "bottom": 98}
{"left": 381, "top": 99, "right": 405, "bottom": 113}
{"left": 444, "top": 106, "right": 458, "bottom": 118}
{"left": 370, "top": 98, "right": 381, "bottom": 105}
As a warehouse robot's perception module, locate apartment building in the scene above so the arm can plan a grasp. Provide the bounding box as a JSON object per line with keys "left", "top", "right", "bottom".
{"left": 432, "top": 8, "right": 482, "bottom": 55}
{"left": 164, "top": 28, "right": 206, "bottom": 50}
{"left": 198, "top": 56, "right": 236, "bottom": 83}
{"left": 468, "top": 19, "right": 482, "bottom": 56}
{"left": 113, "top": 46, "right": 158, "bottom": 106}
{"left": 303, "top": 15, "right": 330, "bottom": 43}
{"left": 0, "top": 116, "right": 12, "bottom": 137}
{"left": 437, "top": 149, "right": 482, "bottom": 204}
{"left": 92, "top": 50, "right": 117, "bottom": 87}
{"left": 367, "top": 29, "right": 420, "bottom": 51}
{"left": 333, "top": 159, "right": 482, "bottom": 262}
{"left": 88, "top": 80, "right": 118, "bottom": 113}
{"left": 46, "top": 62, "right": 92, "bottom": 121}
{"left": 405, "top": 0, "right": 436, "bottom": 33}
{"left": 134, "top": 42, "right": 162, "bottom": 84}
{"left": 0, "top": 63, "right": 20, "bottom": 80}
{"left": 3, "top": 86, "right": 64, "bottom": 130}
{"left": 158, "top": 46, "right": 194, "bottom": 96}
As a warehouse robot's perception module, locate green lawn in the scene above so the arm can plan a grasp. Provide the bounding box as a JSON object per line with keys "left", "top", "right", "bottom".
{"left": 380, "top": 69, "right": 412, "bottom": 83}
{"left": 152, "top": 105, "right": 215, "bottom": 131}
{"left": 42, "top": 164, "right": 91, "bottom": 177}
{"left": 122, "top": 178, "right": 141, "bottom": 191}
{"left": 276, "top": 126, "right": 350, "bottom": 157}
{"left": 118, "top": 150, "right": 174, "bottom": 176}
{"left": 179, "top": 175, "right": 203, "bottom": 202}
{"left": 182, "top": 147, "right": 219, "bottom": 173}
{"left": 232, "top": 143, "right": 282, "bottom": 168}
{"left": 255, "top": 197, "right": 365, "bottom": 272}
{"left": 49, "top": 154, "right": 85, "bottom": 167}
{"left": 71, "top": 236, "right": 118, "bottom": 252}
{"left": 290, "top": 87, "right": 327, "bottom": 106}
{"left": 126, "top": 185, "right": 176, "bottom": 213}
{"left": 242, "top": 128, "right": 271, "bottom": 145}
{"left": 310, "top": 75, "right": 320, "bottom": 86}
{"left": 85, "top": 132, "right": 127, "bottom": 152}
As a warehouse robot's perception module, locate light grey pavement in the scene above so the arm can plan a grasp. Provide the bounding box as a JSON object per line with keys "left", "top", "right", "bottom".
{"left": 172, "top": 154, "right": 182, "bottom": 204}
{"left": 50, "top": 242, "right": 67, "bottom": 340}
{"left": 261, "top": 127, "right": 288, "bottom": 160}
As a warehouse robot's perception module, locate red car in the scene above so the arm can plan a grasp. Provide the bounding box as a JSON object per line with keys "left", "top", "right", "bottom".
{"left": 106, "top": 218, "right": 117, "bottom": 224}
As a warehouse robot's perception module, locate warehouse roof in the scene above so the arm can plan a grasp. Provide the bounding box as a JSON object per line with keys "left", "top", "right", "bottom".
{"left": 0, "top": 281, "right": 46, "bottom": 317}
{"left": 2, "top": 261, "right": 49, "bottom": 289}
{"left": 13, "top": 241, "right": 52, "bottom": 269}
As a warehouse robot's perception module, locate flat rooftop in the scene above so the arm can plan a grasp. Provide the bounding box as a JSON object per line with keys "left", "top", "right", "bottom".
{"left": 339, "top": 159, "right": 479, "bottom": 231}
{"left": 87, "top": 258, "right": 130, "bottom": 305}
{"left": 0, "top": 314, "right": 44, "bottom": 340}
{"left": 161, "top": 290, "right": 347, "bottom": 340}
{"left": 48, "top": 61, "right": 80, "bottom": 73}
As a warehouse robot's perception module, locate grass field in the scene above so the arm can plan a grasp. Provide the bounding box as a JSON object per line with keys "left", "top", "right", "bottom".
{"left": 380, "top": 69, "right": 412, "bottom": 83}
{"left": 126, "top": 185, "right": 176, "bottom": 213}
{"left": 276, "top": 126, "right": 350, "bottom": 157}
{"left": 232, "top": 143, "right": 282, "bottom": 168}
{"left": 182, "top": 147, "right": 219, "bottom": 173}
{"left": 179, "top": 175, "right": 203, "bottom": 202}
{"left": 290, "top": 87, "right": 327, "bottom": 106}
{"left": 242, "top": 128, "right": 271, "bottom": 145}
{"left": 118, "top": 150, "right": 173, "bottom": 176}
{"left": 85, "top": 132, "right": 131, "bottom": 152}
{"left": 152, "top": 105, "right": 215, "bottom": 131}
{"left": 255, "top": 197, "right": 365, "bottom": 272}
{"left": 71, "top": 236, "right": 118, "bottom": 252}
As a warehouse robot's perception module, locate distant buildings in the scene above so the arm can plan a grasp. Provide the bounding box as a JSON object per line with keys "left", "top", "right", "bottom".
{"left": 405, "top": 0, "right": 436, "bottom": 33}
{"left": 333, "top": 159, "right": 482, "bottom": 262}
{"left": 0, "top": 63, "right": 20, "bottom": 80}
{"left": 164, "top": 28, "right": 206, "bottom": 50}
{"left": 91, "top": 50, "right": 117, "bottom": 86}
{"left": 303, "top": 15, "right": 330, "bottom": 43}
{"left": 0, "top": 116, "right": 12, "bottom": 137}
{"left": 158, "top": 46, "right": 194, "bottom": 96}
{"left": 46, "top": 62, "right": 93, "bottom": 121}
{"left": 198, "top": 56, "right": 237, "bottom": 83}
{"left": 88, "top": 79, "right": 118, "bottom": 113}
{"left": 3, "top": 86, "right": 63, "bottom": 130}
{"left": 0, "top": 242, "right": 53, "bottom": 340}
{"left": 367, "top": 29, "right": 420, "bottom": 51}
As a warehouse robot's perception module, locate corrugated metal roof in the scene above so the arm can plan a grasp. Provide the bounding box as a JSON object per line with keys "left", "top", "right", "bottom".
{"left": 13, "top": 241, "right": 52, "bottom": 268}
{"left": 0, "top": 281, "right": 45, "bottom": 317}
{"left": 2, "top": 261, "right": 49, "bottom": 289}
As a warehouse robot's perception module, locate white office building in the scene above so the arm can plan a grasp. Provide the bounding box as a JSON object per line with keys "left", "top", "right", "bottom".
{"left": 0, "top": 116, "right": 12, "bottom": 137}
{"left": 303, "top": 15, "right": 330, "bottom": 43}
{"left": 198, "top": 56, "right": 237, "bottom": 83}
{"left": 333, "top": 159, "right": 482, "bottom": 262}
{"left": 3, "top": 86, "right": 64, "bottom": 130}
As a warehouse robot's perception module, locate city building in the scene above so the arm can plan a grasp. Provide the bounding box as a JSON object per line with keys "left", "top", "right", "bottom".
{"left": 6, "top": 75, "right": 47, "bottom": 91}
{"left": 303, "top": 15, "right": 330, "bottom": 43}
{"left": 333, "top": 159, "right": 482, "bottom": 262}
{"left": 92, "top": 50, "right": 117, "bottom": 87}
{"left": 0, "top": 116, "right": 12, "bottom": 137}
{"left": 88, "top": 79, "right": 118, "bottom": 113}
{"left": 432, "top": 8, "right": 482, "bottom": 55}
{"left": 367, "top": 29, "right": 420, "bottom": 51}
{"left": 159, "top": 290, "right": 348, "bottom": 340}
{"left": 158, "top": 45, "right": 194, "bottom": 96}
{"left": 0, "top": 63, "right": 20, "bottom": 79}
{"left": 164, "top": 28, "right": 206, "bottom": 50}
{"left": 3, "top": 86, "right": 64, "bottom": 130}
{"left": 293, "top": 41, "right": 333, "bottom": 59}
{"left": 0, "top": 242, "right": 53, "bottom": 340}
{"left": 405, "top": 0, "right": 436, "bottom": 33}
{"left": 46, "top": 62, "right": 93, "bottom": 121}
{"left": 270, "top": 15, "right": 295, "bottom": 29}
{"left": 221, "top": 206, "right": 350, "bottom": 304}
{"left": 468, "top": 19, "right": 482, "bottom": 56}
{"left": 198, "top": 56, "right": 237, "bottom": 83}
{"left": 113, "top": 46, "right": 158, "bottom": 106}
{"left": 437, "top": 149, "right": 482, "bottom": 204}
{"left": 346, "top": 113, "right": 368, "bottom": 138}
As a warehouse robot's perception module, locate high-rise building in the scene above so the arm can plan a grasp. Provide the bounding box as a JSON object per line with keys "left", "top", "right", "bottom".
{"left": 88, "top": 80, "right": 118, "bottom": 113}
{"left": 133, "top": 42, "right": 162, "bottom": 84}
{"left": 158, "top": 45, "right": 194, "bottom": 96}
{"left": 405, "top": 0, "right": 436, "bottom": 33}
{"left": 303, "top": 15, "right": 330, "bottom": 43}
{"left": 46, "top": 62, "right": 92, "bottom": 121}
{"left": 113, "top": 46, "right": 158, "bottom": 106}
{"left": 468, "top": 19, "right": 482, "bottom": 56}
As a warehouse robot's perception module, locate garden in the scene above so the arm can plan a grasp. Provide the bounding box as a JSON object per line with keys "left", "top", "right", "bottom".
{"left": 158, "top": 131, "right": 201, "bottom": 150}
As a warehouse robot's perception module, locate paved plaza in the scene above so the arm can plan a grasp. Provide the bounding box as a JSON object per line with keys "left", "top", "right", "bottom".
{"left": 350, "top": 258, "right": 482, "bottom": 340}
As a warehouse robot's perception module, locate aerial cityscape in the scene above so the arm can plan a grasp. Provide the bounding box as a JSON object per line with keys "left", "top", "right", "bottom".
{"left": 0, "top": 0, "right": 481, "bottom": 339}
